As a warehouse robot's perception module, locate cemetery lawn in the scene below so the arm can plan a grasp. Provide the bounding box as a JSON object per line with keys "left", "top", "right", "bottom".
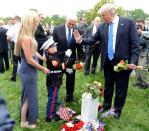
{"left": 0, "top": 68, "right": 149, "bottom": 131}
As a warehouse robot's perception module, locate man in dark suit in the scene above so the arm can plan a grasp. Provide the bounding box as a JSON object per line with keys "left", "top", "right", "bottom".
{"left": 53, "top": 16, "right": 84, "bottom": 102}
{"left": 84, "top": 16, "right": 101, "bottom": 76}
{"left": 77, "top": 17, "right": 87, "bottom": 62}
{"left": 35, "top": 14, "right": 48, "bottom": 66}
{"left": 0, "top": 20, "right": 9, "bottom": 73}
{"left": 73, "top": 3, "right": 140, "bottom": 119}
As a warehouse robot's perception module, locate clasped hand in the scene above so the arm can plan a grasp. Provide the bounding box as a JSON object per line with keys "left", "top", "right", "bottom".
{"left": 128, "top": 64, "right": 137, "bottom": 70}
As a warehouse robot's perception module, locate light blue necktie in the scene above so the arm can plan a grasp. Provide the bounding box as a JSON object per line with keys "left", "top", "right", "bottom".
{"left": 108, "top": 23, "right": 114, "bottom": 60}
{"left": 67, "top": 29, "right": 71, "bottom": 46}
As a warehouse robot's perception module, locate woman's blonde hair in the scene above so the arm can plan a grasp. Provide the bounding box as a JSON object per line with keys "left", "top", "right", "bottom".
{"left": 15, "top": 10, "right": 39, "bottom": 56}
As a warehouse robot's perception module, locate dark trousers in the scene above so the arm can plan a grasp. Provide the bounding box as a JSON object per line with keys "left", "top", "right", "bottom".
{"left": 11, "top": 54, "right": 21, "bottom": 77}
{"left": 65, "top": 69, "right": 76, "bottom": 99}
{"left": 84, "top": 44, "right": 100, "bottom": 74}
{"left": 103, "top": 57, "right": 130, "bottom": 113}
{"left": 0, "top": 51, "right": 9, "bottom": 73}
{"left": 37, "top": 45, "right": 43, "bottom": 66}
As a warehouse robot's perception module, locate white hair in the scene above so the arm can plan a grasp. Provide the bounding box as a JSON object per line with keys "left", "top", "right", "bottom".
{"left": 98, "top": 3, "right": 118, "bottom": 15}
{"left": 94, "top": 16, "right": 101, "bottom": 22}
{"left": 66, "top": 15, "right": 77, "bottom": 21}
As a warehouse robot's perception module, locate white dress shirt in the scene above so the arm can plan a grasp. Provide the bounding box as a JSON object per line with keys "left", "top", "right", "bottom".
{"left": 110, "top": 15, "right": 119, "bottom": 54}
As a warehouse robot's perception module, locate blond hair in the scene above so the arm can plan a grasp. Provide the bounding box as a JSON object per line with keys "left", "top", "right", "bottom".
{"left": 98, "top": 3, "right": 118, "bottom": 15}
{"left": 15, "top": 10, "right": 39, "bottom": 56}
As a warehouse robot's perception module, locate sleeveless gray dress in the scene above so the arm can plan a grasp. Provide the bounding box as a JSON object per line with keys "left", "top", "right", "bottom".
{"left": 18, "top": 50, "right": 38, "bottom": 124}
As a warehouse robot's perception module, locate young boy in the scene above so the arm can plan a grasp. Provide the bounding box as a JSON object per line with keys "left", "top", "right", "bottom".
{"left": 41, "top": 36, "right": 72, "bottom": 122}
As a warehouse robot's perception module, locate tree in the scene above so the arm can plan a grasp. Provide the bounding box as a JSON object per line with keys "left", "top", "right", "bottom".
{"left": 51, "top": 15, "right": 66, "bottom": 25}
{"left": 76, "top": 10, "right": 87, "bottom": 20}
{"left": 85, "top": 0, "right": 113, "bottom": 23}
{"left": 43, "top": 16, "right": 52, "bottom": 25}
{"left": 125, "top": 9, "right": 149, "bottom": 20}
{"left": 43, "top": 15, "right": 66, "bottom": 26}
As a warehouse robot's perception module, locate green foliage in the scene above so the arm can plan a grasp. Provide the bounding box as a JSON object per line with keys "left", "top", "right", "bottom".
{"left": 43, "top": 16, "right": 52, "bottom": 25}
{"left": 51, "top": 15, "right": 66, "bottom": 25}
{"left": 43, "top": 15, "right": 66, "bottom": 26}
{"left": 117, "top": 7, "right": 126, "bottom": 16}
{"left": 84, "top": 81, "right": 102, "bottom": 99}
{"left": 83, "top": 0, "right": 127, "bottom": 23}
{"left": 76, "top": 10, "right": 87, "bottom": 20}
{"left": 125, "top": 9, "right": 149, "bottom": 20}
{"left": 0, "top": 66, "right": 149, "bottom": 131}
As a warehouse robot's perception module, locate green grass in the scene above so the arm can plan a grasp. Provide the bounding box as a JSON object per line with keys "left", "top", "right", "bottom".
{"left": 0, "top": 67, "right": 149, "bottom": 131}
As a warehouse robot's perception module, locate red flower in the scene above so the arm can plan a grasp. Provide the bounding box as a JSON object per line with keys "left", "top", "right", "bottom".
{"left": 120, "top": 60, "right": 125, "bottom": 65}
{"left": 73, "top": 62, "right": 84, "bottom": 70}
{"left": 52, "top": 60, "right": 58, "bottom": 67}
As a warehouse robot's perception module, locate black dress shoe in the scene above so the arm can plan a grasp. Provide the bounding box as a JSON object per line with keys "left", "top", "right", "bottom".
{"left": 46, "top": 117, "right": 51, "bottom": 122}
{"left": 46, "top": 114, "right": 61, "bottom": 122}
{"left": 91, "top": 71, "right": 95, "bottom": 74}
{"left": 65, "top": 98, "right": 74, "bottom": 103}
{"left": 10, "top": 76, "right": 16, "bottom": 82}
{"left": 139, "top": 85, "right": 149, "bottom": 89}
{"left": 113, "top": 111, "right": 121, "bottom": 119}
{"left": 132, "top": 83, "right": 141, "bottom": 87}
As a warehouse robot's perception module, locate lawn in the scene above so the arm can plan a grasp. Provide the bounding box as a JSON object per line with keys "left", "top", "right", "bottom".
{"left": 0, "top": 67, "right": 149, "bottom": 131}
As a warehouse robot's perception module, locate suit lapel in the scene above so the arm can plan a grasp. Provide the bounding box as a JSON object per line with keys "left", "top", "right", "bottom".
{"left": 115, "top": 17, "right": 123, "bottom": 47}
{"left": 103, "top": 23, "right": 109, "bottom": 47}
{"left": 62, "top": 25, "right": 68, "bottom": 46}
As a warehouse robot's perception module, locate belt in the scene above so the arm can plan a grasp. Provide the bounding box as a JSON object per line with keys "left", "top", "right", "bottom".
{"left": 50, "top": 70, "right": 62, "bottom": 73}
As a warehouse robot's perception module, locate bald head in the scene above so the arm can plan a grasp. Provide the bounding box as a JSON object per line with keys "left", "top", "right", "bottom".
{"left": 65, "top": 15, "right": 77, "bottom": 29}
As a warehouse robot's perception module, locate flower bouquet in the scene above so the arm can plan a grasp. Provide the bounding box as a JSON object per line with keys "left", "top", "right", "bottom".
{"left": 81, "top": 81, "right": 103, "bottom": 122}
{"left": 114, "top": 60, "right": 128, "bottom": 72}
{"left": 85, "top": 81, "right": 103, "bottom": 99}
{"left": 73, "top": 61, "right": 84, "bottom": 70}
{"left": 114, "top": 60, "right": 145, "bottom": 72}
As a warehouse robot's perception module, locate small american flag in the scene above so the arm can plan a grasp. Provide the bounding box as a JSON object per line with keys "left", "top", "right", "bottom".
{"left": 59, "top": 102, "right": 72, "bottom": 121}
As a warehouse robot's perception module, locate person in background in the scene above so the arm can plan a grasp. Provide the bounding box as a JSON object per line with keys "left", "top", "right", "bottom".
{"left": 53, "top": 15, "right": 84, "bottom": 102}
{"left": 136, "top": 18, "right": 149, "bottom": 31}
{"left": 14, "top": 10, "right": 49, "bottom": 128}
{"left": 84, "top": 16, "right": 101, "bottom": 76}
{"left": 49, "top": 20, "right": 55, "bottom": 35}
{"left": 73, "top": 3, "right": 140, "bottom": 119}
{"left": 133, "top": 19, "right": 149, "bottom": 89}
{"left": 3, "top": 18, "right": 15, "bottom": 59}
{"left": 44, "top": 23, "right": 51, "bottom": 38}
{"left": 0, "top": 96, "right": 15, "bottom": 131}
{"left": 0, "top": 20, "right": 9, "bottom": 73}
{"left": 35, "top": 13, "right": 48, "bottom": 66}
{"left": 76, "top": 17, "right": 87, "bottom": 61}
{"left": 6, "top": 15, "right": 21, "bottom": 81}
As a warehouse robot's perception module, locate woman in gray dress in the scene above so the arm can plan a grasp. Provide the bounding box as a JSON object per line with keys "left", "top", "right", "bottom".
{"left": 15, "top": 10, "right": 49, "bottom": 128}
